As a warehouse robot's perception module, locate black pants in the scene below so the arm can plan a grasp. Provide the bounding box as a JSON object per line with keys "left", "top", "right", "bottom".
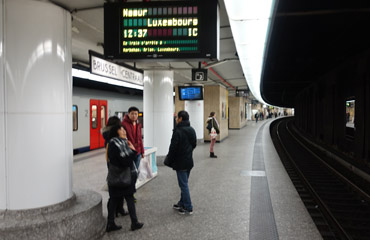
{"left": 107, "top": 195, "right": 137, "bottom": 224}
{"left": 107, "top": 162, "right": 125, "bottom": 216}
{"left": 116, "top": 197, "right": 125, "bottom": 213}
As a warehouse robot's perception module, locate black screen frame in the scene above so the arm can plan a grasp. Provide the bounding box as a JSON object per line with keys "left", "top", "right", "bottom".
{"left": 104, "top": 0, "right": 219, "bottom": 61}
{"left": 178, "top": 86, "right": 203, "bottom": 101}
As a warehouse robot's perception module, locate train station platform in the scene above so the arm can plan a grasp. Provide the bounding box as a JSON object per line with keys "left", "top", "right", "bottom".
{"left": 73, "top": 118, "right": 322, "bottom": 240}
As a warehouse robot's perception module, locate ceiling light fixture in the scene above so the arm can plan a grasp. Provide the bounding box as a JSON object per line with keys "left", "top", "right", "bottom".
{"left": 224, "top": 0, "right": 276, "bottom": 104}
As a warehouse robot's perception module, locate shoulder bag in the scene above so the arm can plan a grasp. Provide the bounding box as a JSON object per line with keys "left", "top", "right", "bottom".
{"left": 107, "top": 164, "right": 131, "bottom": 188}
{"left": 164, "top": 155, "right": 172, "bottom": 167}
{"left": 210, "top": 118, "right": 218, "bottom": 139}
{"left": 106, "top": 144, "right": 132, "bottom": 188}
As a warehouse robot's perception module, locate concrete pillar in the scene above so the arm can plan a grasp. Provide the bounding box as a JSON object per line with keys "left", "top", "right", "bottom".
{"left": 144, "top": 71, "right": 174, "bottom": 156}
{"left": 203, "top": 85, "right": 229, "bottom": 141}
{"left": 185, "top": 101, "right": 204, "bottom": 140}
{"left": 0, "top": 0, "right": 73, "bottom": 210}
{"left": 228, "top": 96, "right": 247, "bottom": 129}
{"left": 0, "top": 0, "right": 5, "bottom": 210}
{"left": 247, "top": 103, "right": 252, "bottom": 120}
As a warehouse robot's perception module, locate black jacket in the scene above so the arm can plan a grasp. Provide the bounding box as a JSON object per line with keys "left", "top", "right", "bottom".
{"left": 206, "top": 117, "right": 220, "bottom": 134}
{"left": 166, "top": 120, "right": 197, "bottom": 171}
{"left": 107, "top": 137, "right": 137, "bottom": 197}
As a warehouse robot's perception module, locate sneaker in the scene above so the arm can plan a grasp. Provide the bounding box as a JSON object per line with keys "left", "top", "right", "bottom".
{"left": 173, "top": 204, "right": 182, "bottom": 210}
{"left": 178, "top": 207, "right": 193, "bottom": 215}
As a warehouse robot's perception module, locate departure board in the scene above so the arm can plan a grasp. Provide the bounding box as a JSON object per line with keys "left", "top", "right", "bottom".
{"left": 104, "top": 0, "right": 219, "bottom": 61}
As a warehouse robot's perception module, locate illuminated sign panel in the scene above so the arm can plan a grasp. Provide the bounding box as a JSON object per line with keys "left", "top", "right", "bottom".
{"left": 89, "top": 51, "right": 144, "bottom": 86}
{"left": 104, "top": 0, "right": 219, "bottom": 60}
{"left": 178, "top": 86, "right": 203, "bottom": 101}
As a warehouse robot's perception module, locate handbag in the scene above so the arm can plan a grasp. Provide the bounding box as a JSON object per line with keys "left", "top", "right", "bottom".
{"left": 206, "top": 121, "right": 212, "bottom": 131}
{"left": 210, "top": 127, "right": 217, "bottom": 139}
{"left": 210, "top": 118, "right": 218, "bottom": 139}
{"left": 107, "top": 164, "right": 131, "bottom": 188}
{"left": 164, "top": 155, "right": 172, "bottom": 167}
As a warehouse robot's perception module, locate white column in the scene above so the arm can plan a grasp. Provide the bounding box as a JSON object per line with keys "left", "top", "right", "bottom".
{"left": 0, "top": 0, "right": 72, "bottom": 210}
{"left": 144, "top": 71, "right": 173, "bottom": 156}
{"left": 247, "top": 103, "right": 252, "bottom": 120}
{"left": 0, "top": 0, "right": 5, "bottom": 210}
{"left": 185, "top": 101, "right": 204, "bottom": 139}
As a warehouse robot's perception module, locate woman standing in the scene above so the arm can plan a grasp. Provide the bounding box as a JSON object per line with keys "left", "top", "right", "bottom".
{"left": 106, "top": 124, "right": 144, "bottom": 232}
{"left": 102, "top": 116, "right": 128, "bottom": 217}
{"left": 206, "top": 112, "right": 220, "bottom": 158}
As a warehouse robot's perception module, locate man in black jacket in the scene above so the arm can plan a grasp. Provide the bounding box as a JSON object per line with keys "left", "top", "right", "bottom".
{"left": 166, "top": 110, "right": 197, "bottom": 215}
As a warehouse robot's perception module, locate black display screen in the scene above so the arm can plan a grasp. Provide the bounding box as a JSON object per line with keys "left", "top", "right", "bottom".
{"left": 104, "top": 0, "right": 219, "bottom": 61}
{"left": 178, "top": 86, "right": 203, "bottom": 100}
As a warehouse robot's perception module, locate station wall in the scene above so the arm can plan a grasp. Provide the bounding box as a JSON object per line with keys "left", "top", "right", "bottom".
{"left": 294, "top": 49, "right": 370, "bottom": 165}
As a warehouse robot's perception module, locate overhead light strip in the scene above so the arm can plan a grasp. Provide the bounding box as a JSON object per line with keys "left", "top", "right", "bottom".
{"left": 224, "top": 0, "right": 276, "bottom": 104}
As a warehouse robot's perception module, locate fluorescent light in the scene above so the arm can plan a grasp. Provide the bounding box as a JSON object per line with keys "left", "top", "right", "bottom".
{"left": 231, "top": 19, "right": 269, "bottom": 45}
{"left": 224, "top": 0, "right": 276, "bottom": 104}
{"left": 72, "top": 68, "right": 143, "bottom": 90}
{"left": 225, "top": 0, "right": 274, "bottom": 20}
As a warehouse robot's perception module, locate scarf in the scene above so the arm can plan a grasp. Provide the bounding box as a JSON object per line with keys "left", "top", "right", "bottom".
{"left": 110, "top": 137, "right": 133, "bottom": 158}
{"left": 207, "top": 117, "right": 219, "bottom": 128}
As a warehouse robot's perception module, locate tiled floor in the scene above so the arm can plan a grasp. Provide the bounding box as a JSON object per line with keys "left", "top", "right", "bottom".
{"left": 73, "top": 118, "right": 322, "bottom": 240}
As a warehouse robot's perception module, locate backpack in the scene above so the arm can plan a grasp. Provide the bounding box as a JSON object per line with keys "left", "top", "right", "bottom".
{"left": 206, "top": 120, "right": 212, "bottom": 131}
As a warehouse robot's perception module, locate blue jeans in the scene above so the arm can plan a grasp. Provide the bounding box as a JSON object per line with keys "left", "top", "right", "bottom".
{"left": 134, "top": 154, "right": 141, "bottom": 170}
{"left": 176, "top": 170, "right": 192, "bottom": 211}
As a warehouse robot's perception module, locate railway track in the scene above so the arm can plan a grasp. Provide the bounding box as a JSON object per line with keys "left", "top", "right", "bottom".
{"left": 270, "top": 118, "right": 370, "bottom": 240}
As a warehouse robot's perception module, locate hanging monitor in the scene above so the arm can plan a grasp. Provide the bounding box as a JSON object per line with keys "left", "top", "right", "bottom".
{"left": 178, "top": 86, "right": 203, "bottom": 101}
{"left": 104, "top": 0, "right": 219, "bottom": 61}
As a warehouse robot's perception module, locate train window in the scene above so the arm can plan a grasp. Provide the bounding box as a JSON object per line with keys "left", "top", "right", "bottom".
{"left": 101, "top": 105, "right": 106, "bottom": 128}
{"left": 345, "top": 98, "right": 355, "bottom": 138}
{"left": 91, "top": 105, "right": 97, "bottom": 129}
{"left": 115, "top": 111, "right": 143, "bottom": 128}
{"left": 116, "top": 112, "right": 127, "bottom": 122}
{"left": 73, "top": 105, "right": 78, "bottom": 131}
{"left": 138, "top": 112, "right": 143, "bottom": 128}
{"left": 346, "top": 99, "right": 355, "bottom": 128}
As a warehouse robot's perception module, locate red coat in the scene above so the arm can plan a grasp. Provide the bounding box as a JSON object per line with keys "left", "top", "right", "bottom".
{"left": 121, "top": 114, "right": 144, "bottom": 156}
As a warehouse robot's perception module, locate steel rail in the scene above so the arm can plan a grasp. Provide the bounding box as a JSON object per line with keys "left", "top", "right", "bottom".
{"left": 287, "top": 122, "right": 370, "bottom": 202}
{"left": 275, "top": 119, "right": 352, "bottom": 240}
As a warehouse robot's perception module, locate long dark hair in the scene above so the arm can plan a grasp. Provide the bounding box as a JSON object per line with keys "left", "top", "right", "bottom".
{"left": 107, "top": 123, "right": 122, "bottom": 141}
{"left": 106, "top": 116, "right": 121, "bottom": 127}
{"left": 209, "top": 112, "right": 215, "bottom": 117}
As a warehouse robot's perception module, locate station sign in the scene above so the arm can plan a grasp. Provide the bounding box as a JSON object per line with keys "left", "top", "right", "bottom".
{"left": 104, "top": 0, "right": 219, "bottom": 61}
{"left": 89, "top": 52, "right": 143, "bottom": 86}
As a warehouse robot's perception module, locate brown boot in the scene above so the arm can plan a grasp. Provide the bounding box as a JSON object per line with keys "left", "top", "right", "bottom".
{"left": 210, "top": 152, "right": 217, "bottom": 158}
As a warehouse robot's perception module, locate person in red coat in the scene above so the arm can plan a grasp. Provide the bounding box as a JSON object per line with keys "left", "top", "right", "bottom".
{"left": 121, "top": 106, "right": 144, "bottom": 170}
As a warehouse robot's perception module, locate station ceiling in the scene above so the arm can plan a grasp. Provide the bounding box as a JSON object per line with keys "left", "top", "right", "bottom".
{"left": 262, "top": 0, "right": 370, "bottom": 107}
{"left": 49, "top": 0, "right": 370, "bottom": 108}
{"left": 50, "top": 0, "right": 246, "bottom": 97}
